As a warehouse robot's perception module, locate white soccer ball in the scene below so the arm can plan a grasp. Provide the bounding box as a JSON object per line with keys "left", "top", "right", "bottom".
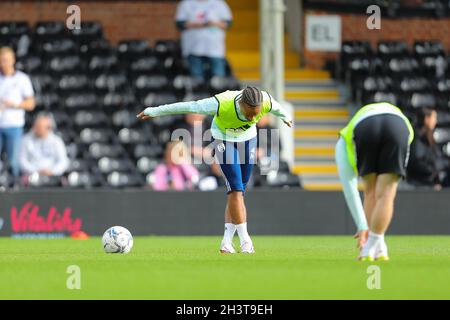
{"left": 102, "top": 226, "right": 133, "bottom": 254}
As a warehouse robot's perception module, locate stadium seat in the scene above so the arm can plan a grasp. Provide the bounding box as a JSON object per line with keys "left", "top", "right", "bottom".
{"left": 414, "top": 41, "right": 444, "bottom": 56}
{"left": 398, "top": 76, "right": 430, "bottom": 93}
{"left": 40, "top": 38, "right": 78, "bottom": 55}
{"left": 154, "top": 39, "right": 181, "bottom": 58}
{"left": 88, "top": 53, "right": 119, "bottom": 72}
{"left": 55, "top": 128, "right": 77, "bottom": 144}
{"left": 74, "top": 110, "right": 109, "bottom": 129}
{"left": 66, "top": 171, "right": 104, "bottom": 188}
{"left": 34, "top": 21, "right": 65, "bottom": 38}
{"left": 69, "top": 21, "right": 103, "bottom": 44}
{"left": 64, "top": 92, "right": 98, "bottom": 110}
{"left": 94, "top": 73, "right": 128, "bottom": 92}
{"left": 102, "top": 91, "right": 136, "bottom": 110}
{"left": 52, "top": 110, "right": 74, "bottom": 128}
{"left": 118, "top": 128, "right": 150, "bottom": 145}
{"left": 48, "top": 55, "right": 83, "bottom": 74}
{"left": 134, "top": 145, "right": 164, "bottom": 160}
{"left": 58, "top": 74, "right": 91, "bottom": 92}
{"left": 173, "top": 75, "right": 208, "bottom": 96}
{"left": 80, "top": 128, "right": 114, "bottom": 144}
{"left": 266, "top": 171, "right": 301, "bottom": 188}
{"left": 136, "top": 156, "right": 160, "bottom": 174}
{"left": 106, "top": 171, "right": 144, "bottom": 188}
{"left": 16, "top": 55, "right": 43, "bottom": 74}
{"left": 88, "top": 142, "right": 125, "bottom": 159}
{"left": 377, "top": 41, "right": 409, "bottom": 57}
{"left": 128, "top": 55, "right": 161, "bottom": 75}
{"left": 35, "top": 92, "right": 60, "bottom": 109}
{"left": 118, "top": 39, "right": 151, "bottom": 59}
{"left": 0, "top": 21, "right": 30, "bottom": 37}
{"left": 408, "top": 93, "right": 437, "bottom": 109}
{"left": 386, "top": 57, "right": 420, "bottom": 76}
{"left": 209, "top": 76, "right": 241, "bottom": 94}
{"left": 142, "top": 92, "right": 178, "bottom": 106}
{"left": 434, "top": 128, "right": 450, "bottom": 144}
{"left": 30, "top": 73, "right": 54, "bottom": 93}
{"left": 98, "top": 157, "right": 133, "bottom": 174}
{"left": 112, "top": 109, "right": 141, "bottom": 129}
{"left": 134, "top": 74, "right": 170, "bottom": 92}
{"left": 27, "top": 174, "right": 62, "bottom": 188}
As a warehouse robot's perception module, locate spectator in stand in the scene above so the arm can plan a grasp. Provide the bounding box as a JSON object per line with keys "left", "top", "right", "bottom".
{"left": 0, "top": 47, "right": 35, "bottom": 183}
{"left": 407, "top": 107, "right": 447, "bottom": 190}
{"left": 151, "top": 141, "right": 200, "bottom": 191}
{"left": 175, "top": 0, "right": 232, "bottom": 80}
{"left": 19, "top": 112, "right": 69, "bottom": 183}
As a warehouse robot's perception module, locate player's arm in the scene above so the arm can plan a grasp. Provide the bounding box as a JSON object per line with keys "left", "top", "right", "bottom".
{"left": 268, "top": 95, "right": 293, "bottom": 128}
{"left": 335, "top": 137, "right": 369, "bottom": 248}
{"left": 137, "top": 97, "right": 218, "bottom": 121}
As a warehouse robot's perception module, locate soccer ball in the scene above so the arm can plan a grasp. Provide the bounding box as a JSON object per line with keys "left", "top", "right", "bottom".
{"left": 102, "top": 226, "right": 133, "bottom": 254}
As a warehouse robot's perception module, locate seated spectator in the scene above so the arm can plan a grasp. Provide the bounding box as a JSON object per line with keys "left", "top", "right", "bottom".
{"left": 151, "top": 141, "right": 200, "bottom": 191}
{"left": 19, "top": 112, "right": 69, "bottom": 183}
{"left": 407, "top": 107, "right": 447, "bottom": 190}
{"left": 175, "top": 0, "right": 232, "bottom": 80}
{"left": 0, "top": 46, "right": 36, "bottom": 183}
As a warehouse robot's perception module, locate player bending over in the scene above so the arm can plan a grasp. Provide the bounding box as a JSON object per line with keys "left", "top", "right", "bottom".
{"left": 137, "top": 86, "right": 292, "bottom": 253}
{"left": 335, "top": 102, "right": 414, "bottom": 261}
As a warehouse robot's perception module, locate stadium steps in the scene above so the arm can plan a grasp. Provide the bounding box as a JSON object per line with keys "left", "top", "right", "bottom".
{"left": 226, "top": 0, "right": 349, "bottom": 191}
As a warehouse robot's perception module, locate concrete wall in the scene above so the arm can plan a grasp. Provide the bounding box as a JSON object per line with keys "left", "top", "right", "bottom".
{"left": 0, "top": 190, "right": 449, "bottom": 237}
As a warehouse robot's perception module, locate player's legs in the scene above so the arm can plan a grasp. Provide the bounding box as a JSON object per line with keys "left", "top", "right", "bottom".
{"left": 362, "top": 173, "right": 377, "bottom": 226}
{"left": 371, "top": 173, "right": 400, "bottom": 234}
{"left": 359, "top": 115, "right": 410, "bottom": 260}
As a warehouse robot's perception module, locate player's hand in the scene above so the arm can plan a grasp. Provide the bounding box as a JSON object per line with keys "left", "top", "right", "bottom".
{"left": 283, "top": 120, "right": 293, "bottom": 128}
{"left": 1, "top": 99, "right": 16, "bottom": 109}
{"left": 354, "top": 229, "right": 369, "bottom": 249}
{"left": 136, "top": 111, "right": 152, "bottom": 121}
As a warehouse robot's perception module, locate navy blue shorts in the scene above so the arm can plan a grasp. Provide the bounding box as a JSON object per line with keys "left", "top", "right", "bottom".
{"left": 213, "top": 137, "right": 257, "bottom": 193}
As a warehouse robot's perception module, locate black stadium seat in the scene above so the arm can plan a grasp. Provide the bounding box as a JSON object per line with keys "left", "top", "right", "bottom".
{"left": 141, "top": 92, "right": 178, "bottom": 106}
{"left": 118, "top": 39, "right": 151, "bottom": 59}
{"left": 74, "top": 110, "right": 109, "bottom": 129}
{"left": 98, "top": 157, "right": 133, "bottom": 174}
{"left": 80, "top": 128, "right": 114, "bottom": 144}
{"left": 34, "top": 21, "right": 65, "bottom": 39}
{"left": 58, "top": 74, "right": 91, "bottom": 92}
{"left": 136, "top": 156, "right": 159, "bottom": 174}
{"left": 48, "top": 55, "right": 83, "bottom": 73}
{"left": 112, "top": 109, "right": 140, "bottom": 129}
{"left": 88, "top": 142, "right": 125, "bottom": 159}
{"left": 88, "top": 53, "right": 119, "bottom": 72}
{"left": 64, "top": 92, "right": 98, "bottom": 110}
{"left": 94, "top": 73, "right": 128, "bottom": 92}
{"left": 66, "top": 171, "right": 104, "bottom": 188}
{"left": 134, "top": 74, "right": 170, "bottom": 92}
{"left": 102, "top": 91, "right": 136, "bottom": 110}
{"left": 16, "top": 55, "right": 44, "bottom": 74}
{"left": 106, "top": 171, "right": 144, "bottom": 188}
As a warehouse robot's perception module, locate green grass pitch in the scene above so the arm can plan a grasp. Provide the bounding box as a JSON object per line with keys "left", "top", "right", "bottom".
{"left": 0, "top": 236, "right": 449, "bottom": 299}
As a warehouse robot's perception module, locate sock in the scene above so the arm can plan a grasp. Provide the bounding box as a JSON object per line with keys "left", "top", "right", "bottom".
{"left": 222, "top": 223, "right": 236, "bottom": 244}
{"left": 236, "top": 222, "right": 251, "bottom": 245}
{"left": 361, "top": 231, "right": 384, "bottom": 256}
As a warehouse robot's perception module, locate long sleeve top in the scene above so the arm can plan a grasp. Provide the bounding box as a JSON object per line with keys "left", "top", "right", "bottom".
{"left": 143, "top": 95, "right": 291, "bottom": 142}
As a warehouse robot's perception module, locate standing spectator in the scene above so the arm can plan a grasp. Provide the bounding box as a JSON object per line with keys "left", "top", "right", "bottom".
{"left": 0, "top": 47, "right": 35, "bottom": 182}
{"left": 407, "top": 108, "right": 446, "bottom": 190}
{"left": 151, "top": 141, "right": 200, "bottom": 191}
{"left": 176, "top": 0, "right": 232, "bottom": 80}
{"left": 19, "top": 112, "right": 69, "bottom": 180}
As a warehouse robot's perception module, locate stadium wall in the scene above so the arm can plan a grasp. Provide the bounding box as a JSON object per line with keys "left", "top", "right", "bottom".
{"left": 0, "top": 0, "right": 179, "bottom": 45}
{"left": 303, "top": 10, "right": 450, "bottom": 69}
{"left": 0, "top": 190, "right": 449, "bottom": 237}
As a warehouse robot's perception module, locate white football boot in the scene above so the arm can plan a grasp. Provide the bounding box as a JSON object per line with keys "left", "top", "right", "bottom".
{"left": 358, "top": 240, "right": 378, "bottom": 261}
{"left": 374, "top": 241, "right": 389, "bottom": 261}
{"left": 220, "top": 241, "right": 236, "bottom": 254}
{"left": 240, "top": 241, "right": 255, "bottom": 254}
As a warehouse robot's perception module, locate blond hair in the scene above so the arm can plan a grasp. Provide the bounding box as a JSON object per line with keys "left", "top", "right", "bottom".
{"left": 0, "top": 46, "right": 15, "bottom": 57}
{"left": 165, "top": 141, "right": 191, "bottom": 165}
